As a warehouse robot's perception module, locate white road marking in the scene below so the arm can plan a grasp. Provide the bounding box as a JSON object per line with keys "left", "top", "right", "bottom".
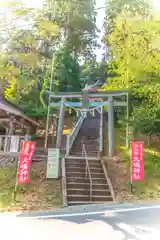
{"left": 22, "top": 205, "right": 160, "bottom": 219}
{"left": 117, "top": 223, "right": 138, "bottom": 238}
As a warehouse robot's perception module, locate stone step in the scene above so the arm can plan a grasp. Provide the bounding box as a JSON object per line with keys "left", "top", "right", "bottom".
{"left": 71, "top": 146, "right": 98, "bottom": 149}
{"left": 67, "top": 182, "right": 109, "bottom": 190}
{"left": 35, "top": 148, "right": 48, "bottom": 152}
{"left": 32, "top": 155, "right": 47, "bottom": 162}
{"left": 73, "top": 142, "right": 98, "bottom": 146}
{"left": 72, "top": 143, "right": 98, "bottom": 146}
{"left": 70, "top": 152, "right": 99, "bottom": 156}
{"left": 71, "top": 146, "right": 99, "bottom": 150}
{"left": 67, "top": 194, "right": 113, "bottom": 202}
{"left": 67, "top": 201, "right": 113, "bottom": 206}
{"left": 70, "top": 152, "right": 98, "bottom": 157}
{"left": 70, "top": 151, "right": 98, "bottom": 154}
{"left": 66, "top": 172, "right": 104, "bottom": 178}
{"left": 65, "top": 156, "right": 99, "bottom": 161}
{"left": 65, "top": 161, "right": 101, "bottom": 168}
{"left": 67, "top": 177, "right": 107, "bottom": 184}
{"left": 67, "top": 188, "right": 111, "bottom": 196}
{"left": 66, "top": 166, "right": 104, "bottom": 174}
{"left": 33, "top": 155, "right": 46, "bottom": 158}
{"left": 64, "top": 117, "right": 112, "bottom": 206}
{"left": 75, "top": 142, "right": 98, "bottom": 146}
{"left": 65, "top": 156, "right": 98, "bottom": 160}
{"left": 70, "top": 148, "right": 98, "bottom": 151}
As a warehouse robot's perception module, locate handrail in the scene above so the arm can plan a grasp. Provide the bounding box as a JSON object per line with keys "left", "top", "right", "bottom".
{"left": 82, "top": 143, "right": 92, "bottom": 202}
{"left": 101, "top": 158, "right": 116, "bottom": 202}
{"left": 66, "top": 113, "right": 86, "bottom": 156}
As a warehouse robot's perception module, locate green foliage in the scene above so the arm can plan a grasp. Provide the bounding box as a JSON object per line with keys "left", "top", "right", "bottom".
{"left": 37, "top": 20, "right": 60, "bottom": 38}
{"left": 5, "top": 79, "right": 19, "bottom": 103}
{"left": 105, "top": 0, "right": 150, "bottom": 33}
{"left": 80, "top": 60, "right": 108, "bottom": 87}
{"left": 130, "top": 104, "right": 159, "bottom": 136}
{"left": 104, "top": 2, "right": 160, "bottom": 136}
{"left": 43, "top": 0, "right": 97, "bottom": 59}
{"left": 124, "top": 147, "right": 160, "bottom": 198}
{"left": 0, "top": 0, "right": 97, "bottom": 116}
{"left": 52, "top": 47, "right": 81, "bottom": 92}
{"left": 106, "top": 11, "right": 160, "bottom": 89}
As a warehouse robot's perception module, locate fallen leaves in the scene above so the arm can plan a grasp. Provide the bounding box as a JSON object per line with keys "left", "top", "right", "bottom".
{"left": 0, "top": 162, "right": 62, "bottom": 212}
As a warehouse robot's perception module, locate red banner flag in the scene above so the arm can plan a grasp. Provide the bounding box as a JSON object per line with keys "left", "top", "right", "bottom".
{"left": 18, "top": 141, "right": 36, "bottom": 184}
{"left": 131, "top": 141, "right": 144, "bottom": 182}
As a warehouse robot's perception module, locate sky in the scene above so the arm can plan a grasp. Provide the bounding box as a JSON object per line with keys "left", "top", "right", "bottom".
{"left": 95, "top": 0, "right": 106, "bottom": 61}
{"left": 152, "top": 0, "right": 160, "bottom": 8}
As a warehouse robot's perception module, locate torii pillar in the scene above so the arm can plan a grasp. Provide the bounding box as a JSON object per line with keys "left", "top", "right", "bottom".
{"left": 56, "top": 97, "right": 65, "bottom": 149}
{"left": 108, "top": 96, "right": 114, "bottom": 157}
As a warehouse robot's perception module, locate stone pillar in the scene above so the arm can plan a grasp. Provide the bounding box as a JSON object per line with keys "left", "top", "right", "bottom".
{"left": 56, "top": 97, "right": 65, "bottom": 149}
{"left": 52, "top": 115, "right": 58, "bottom": 146}
{"left": 24, "top": 126, "right": 30, "bottom": 141}
{"left": 108, "top": 96, "right": 114, "bottom": 157}
{"left": 4, "top": 116, "right": 15, "bottom": 152}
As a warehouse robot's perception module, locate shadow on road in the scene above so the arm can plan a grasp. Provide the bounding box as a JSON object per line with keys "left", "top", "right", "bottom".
{"left": 17, "top": 205, "right": 160, "bottom": 239}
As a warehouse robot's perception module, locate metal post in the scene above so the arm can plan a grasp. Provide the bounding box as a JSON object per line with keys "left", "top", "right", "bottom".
{"left": 56, "top": 97, "right": 65, "bottom": 149}
{"left": 24, "top": 127, "right": 30, "bottom": 141}
{"left": 44, "top": 103, "right": 50, "bottom": 148}
{"left": 108, "top": 96, "right": 114, "bottom": 157}
{"left": 44, "top": 54, "right": 54, "bottom": 148}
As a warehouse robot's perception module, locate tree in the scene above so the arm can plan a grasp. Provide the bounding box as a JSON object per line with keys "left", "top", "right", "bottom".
{"left": 43, "top": 0, "right": 98, "bottom": 60}
{"left": 40, "top": 46, "right": 81, "bottom": 108}
{"left": 105, "top": 0, "right": 150, "bottom": 33}
{"left": 0, "top": 0, "right": 98, "bottom": 116}
{"left": 80, "top": 60, "right": 108, "bottom": 87}
{"left": 0, "top": 6, "right": 60, "bottom": 117}
{"left": 105, "top": 11, "right": 160, "bottom": 95}
{"left": 103, "top": 0, "right": 151, "bottom": 82}
{"left": 104, "top": 9, "right": 160, "bottom": 138}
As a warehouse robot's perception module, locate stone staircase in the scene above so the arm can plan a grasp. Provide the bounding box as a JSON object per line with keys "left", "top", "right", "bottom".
{"left": 65, "top": 156, "right": 113, "bottom": 205}
{"left": 32, "top": 148, "right": 48, "bottom": 162}
{"left": 70, "top": 117, "right": 100, "bottom": 156}
{"left": 64, "top": 115, "right": 114, "bottom": 206}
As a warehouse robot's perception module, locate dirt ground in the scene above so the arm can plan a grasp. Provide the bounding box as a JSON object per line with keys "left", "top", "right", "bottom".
{"left": 102, "top": 113, "right": 160, "bottom": 202}
{"left": 104, "top": 156, "right": 139, "bottom": 203}
{"left": 0, "top": 116, "right": 77, "bottom": 212}
{"left": 103, "top": 122, "right": 160, "bottom": 203}
{"left": 0, "top": 161, "right": 62, "bottom": 212}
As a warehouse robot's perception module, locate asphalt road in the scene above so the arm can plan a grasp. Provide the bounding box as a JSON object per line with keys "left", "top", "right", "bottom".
{"left": 1, "top": 203, "right": 160, "bottom": 239}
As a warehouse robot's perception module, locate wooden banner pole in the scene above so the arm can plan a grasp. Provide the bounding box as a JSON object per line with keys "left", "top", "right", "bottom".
{"left": 13, "top": 155, "right": 19, "bottom": 201}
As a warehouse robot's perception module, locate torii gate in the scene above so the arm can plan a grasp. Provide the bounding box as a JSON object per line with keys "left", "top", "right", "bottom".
{"left": 45, "top": 90, "right": 129, "bottom": 157}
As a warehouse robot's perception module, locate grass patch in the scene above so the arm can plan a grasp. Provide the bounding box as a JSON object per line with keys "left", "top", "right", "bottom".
{"left": 0, "top": 163, "right": 62, "bottom": 211}
{"left": 103, "top": 124, "right": 126, "bottom": 155}
{"left": 0, "top": 168, "right": 16, "bottom": 208}
{"left": 123, "top": 147, "right": 160, "bottom": 199}
{"left": 103, "top": 124, "right": 160, "bottom": 200}
{"left": 115, "top": 127, "right": 126, "bottom": 154}
{"left": 114, "top": 126, "right": 160, "bottom": 199}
